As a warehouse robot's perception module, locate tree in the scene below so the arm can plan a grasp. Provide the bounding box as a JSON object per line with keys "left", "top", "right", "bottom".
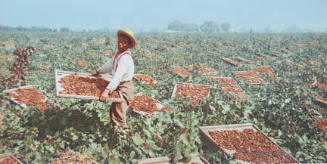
{"left": 0, "top": 25, "right": 56, "bottom": 32}
{"left": 167, "top": 21, "right": 199, "bottom": 32}
{"left": 0, "top": 25, "right": 10, "bottom": 31}
{"left": 221, "top": 22, "right": 231, "bottom": 33}
{"left": 249, "top": 28, "right": 253, "bottom": 34}
{"left": 183, "top": 23, "right": 199, "bottom": 32}
{"left": 168, "top": 21, "right": 182, "bottom": 31}
{"left": 59, "top": 27, "right": 70, "bottom": 32}
{"left": 16, "top": 26, "right": 25, "bottom": 31}
{"left": 200, "top": 21, "right": 219, "bottom": 33}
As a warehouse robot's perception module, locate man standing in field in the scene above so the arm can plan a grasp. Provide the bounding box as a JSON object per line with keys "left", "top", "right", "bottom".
{"left": 91, "top": 29, "right": 136, "bottom": 140}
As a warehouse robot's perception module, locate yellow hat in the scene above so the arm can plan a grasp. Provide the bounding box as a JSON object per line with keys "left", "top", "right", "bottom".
{"left": 117, "top": 29, "right": 136, "bottom": 48}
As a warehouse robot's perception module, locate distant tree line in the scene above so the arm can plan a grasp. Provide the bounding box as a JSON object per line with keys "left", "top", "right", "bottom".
{"left": 168, "top": 21, "right": 231, "bottom": 33}
{"left": 0, "top": 25, "right": 71, "bottom": 33}
{"left": 167, "top": 21, "right": 199, "bottom": 32}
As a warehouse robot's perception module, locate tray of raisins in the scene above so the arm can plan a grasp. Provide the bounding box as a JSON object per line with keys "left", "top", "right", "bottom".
{"left": 199, "top": 123, "right": 298, "bottom": 163}
{"left": 55, "top": 70, "right": 123, "bottom": 102}
{"left": 0, "top": 154, "right": 23, "bottom": 164}
{"left": 3, "top": 85, "right": 48, "bottom": 112}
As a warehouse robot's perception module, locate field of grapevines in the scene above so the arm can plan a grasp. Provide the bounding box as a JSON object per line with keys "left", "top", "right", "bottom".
{"left": 0, "top": 31, "right": 326, "bottom": 163}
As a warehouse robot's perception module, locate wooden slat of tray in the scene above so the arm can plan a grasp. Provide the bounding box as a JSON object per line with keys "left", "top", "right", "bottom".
{"left": 252, "top": 65, "right": 277, "bottom": 80}
{"left": 130, "top": 93, "right": 171, "bottom": 117}
{"left": 0, "top": 154, "right": 24, "bottom": 164}
{"left": 170, "top": 66, "right": 192, "bottom": 78}
{"left": 171, "top": 83, "right": 178, "bottom": 99}
{"left": 199, "top": 123, "right": 298, "bottom": 163}
{"left": 215, "top": 77, "right": 242, "bottom": 91}
{"left": 132, "top": 104, "right": 169, "bottom": 117}
{"left": 133, "top": 74, "right": 156, "bottom": 87}
{"left": 171, "top": 82, "right": 211, "bottom": 99}
{"left": 315, "top": 97, "right": 327, "bottom": 105}
{"left": 214, "top": 77, "right": 250, "bottom": 100}
{"left": 237, "top": 56, "right": 255, "bottom": 64}
{"left": 187, "top": 64, "right": 217, "bottom": 75}
{"left": 137, "top": 153, "right": 210, "bottom": 164}
{"left": 207, "top": 76, "right": 221, "bottom": 81}
{"left": 255, "top": 52, "right": 273, "bottom": 60}
{"left": 222, "top": 57, "right": 243, "bottom": 67}
{"left": 3, "top": 85, "right": 35, "bottom": 94}
{"left": 271, "top": 51, "right": 283, "bottom": 57}
{"left": 55, "top": 70, "right": 123, "bottom": 102}
{"left": 200, "top": 68, "right": 217, "bottom": 76}
{"left": 232, "top": 71, "right": 267, "bottom": 84}
{"left": 3, "top": 85, "right": 47, "bottom": 108}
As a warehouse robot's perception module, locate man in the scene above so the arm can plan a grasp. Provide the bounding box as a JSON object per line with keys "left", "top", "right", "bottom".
{"left": 91, "top": 29, "right": 136, "bottom": 140}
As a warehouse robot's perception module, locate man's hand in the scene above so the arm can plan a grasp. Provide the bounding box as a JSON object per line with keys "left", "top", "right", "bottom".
{"left": 90, "top": 70, "right": 99, "bottom": 76}
{"left": 99, "top": 89, "right": 110, "bottom": 102}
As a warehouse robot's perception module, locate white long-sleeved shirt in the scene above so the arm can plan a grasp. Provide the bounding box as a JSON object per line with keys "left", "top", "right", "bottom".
{"left": 98, "top": 55, "right": 134, "bottom": 91}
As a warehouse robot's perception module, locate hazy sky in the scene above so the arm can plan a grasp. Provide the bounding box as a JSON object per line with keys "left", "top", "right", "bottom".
{"left": 0, "top": 0, "right": 326, "bottom": 31}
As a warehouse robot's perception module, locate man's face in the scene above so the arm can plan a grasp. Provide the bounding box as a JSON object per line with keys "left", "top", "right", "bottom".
{"left": 118, "top": 35, "right": 130, "bottom": 51}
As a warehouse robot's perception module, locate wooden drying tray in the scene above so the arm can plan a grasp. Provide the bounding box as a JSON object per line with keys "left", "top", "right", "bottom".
{"left": 315, "top": 97, "right": 327, "bottom": 105}
{"left": 222, "top": 57, "right": 243, "bottom": 67}
{"left": 2, "top": 85, "right": 47, "bottom": 109}
{"left": 55, "top": 69, "right": 124, "bottom": 102}
{"left": 215, "top": 77, "right": 251, "bottom": 101}
{"left": 133, "top": 73, "right": 157, "bottom": 87}
{"left": 237, "top": 56, "right": 255, "bottom": 64}
{"left": 170, "top": 66, "right": 192, "bottom": 78}
{"left": 171, "top": 82, "right": 211, "bottom": 106}
{"left": 199, "top": 123, "right": 298, "bottom": 163}
{"left": 0, "top": 154, "right": 24, "bottom": 164}
{"left": 137, "top": 153, "right": 210, "bottom": 164}
{"left": 171, "top": 82, "right": 211, "bottom": 99}
{"left": 232, "top": 71, "right": 267, "bottom": 85}
{"left": 130, "top": 93, "right": 174, "bottom": 117}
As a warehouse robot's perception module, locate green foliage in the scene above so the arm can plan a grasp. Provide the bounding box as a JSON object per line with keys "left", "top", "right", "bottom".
{"left": 0, "top": 31, "right": 326, "bottom": 163}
